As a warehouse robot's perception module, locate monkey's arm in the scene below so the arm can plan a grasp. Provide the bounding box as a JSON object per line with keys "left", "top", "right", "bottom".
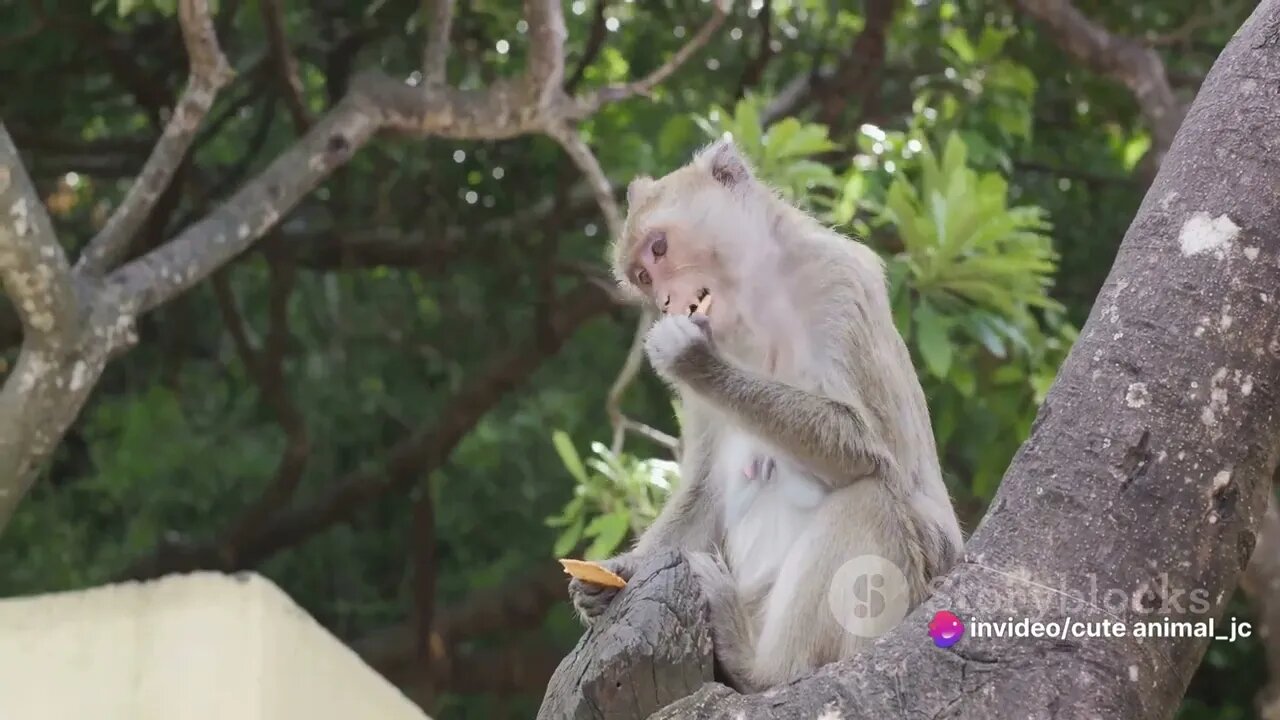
{"left": 652, "top": 320, "right": 892, "bottom": 487}
{"left": 568, "top": 401, "right": 719, "bottom": 624}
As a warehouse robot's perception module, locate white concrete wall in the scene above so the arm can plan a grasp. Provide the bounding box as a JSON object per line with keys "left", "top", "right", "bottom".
{"left": 0, "top": 571, "right": 429, "bottom": 720}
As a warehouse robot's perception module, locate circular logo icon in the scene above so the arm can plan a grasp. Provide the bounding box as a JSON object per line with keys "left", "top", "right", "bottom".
{"left": 928, "top": 610, "right": 965, "bottom": 648}
{"left": 827, "top": 554, "right": 912, "bottom": 638}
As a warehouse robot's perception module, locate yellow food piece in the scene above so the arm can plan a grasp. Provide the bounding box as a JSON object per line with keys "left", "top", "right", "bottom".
{"left": 558, "top": 558, "right": 627, "bottom": 588}
{"left": 693, "top": 293, "right": 713, "bottom": 316}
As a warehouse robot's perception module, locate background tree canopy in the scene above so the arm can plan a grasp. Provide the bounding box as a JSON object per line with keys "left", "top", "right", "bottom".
{"left": 0, "top": 0, "right": 1267, "bottom": 717}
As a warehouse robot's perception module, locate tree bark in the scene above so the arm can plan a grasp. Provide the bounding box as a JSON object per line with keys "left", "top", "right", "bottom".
{"left": 537, "top": 552, "right": 714, "bottom": 720}
{"left": 546, "top": 2, "right": 1280, "bottom": 717}
{"left": 0, "top": 0, "right": 729, "bottom": 531}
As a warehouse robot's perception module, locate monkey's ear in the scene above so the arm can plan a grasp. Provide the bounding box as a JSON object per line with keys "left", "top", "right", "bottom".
{"left": 627, "top": 176, "right": 655, "bottom": 207}
{"left": 700, "top": 139, "right": 753, "bottom": 188}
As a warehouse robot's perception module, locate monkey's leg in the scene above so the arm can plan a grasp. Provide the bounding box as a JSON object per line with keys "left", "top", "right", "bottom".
{"left": 746, "top": 482, "right": 925, "bottom": 689}
{"left": 685, "top": 551, "right": 760, "bottom": 693}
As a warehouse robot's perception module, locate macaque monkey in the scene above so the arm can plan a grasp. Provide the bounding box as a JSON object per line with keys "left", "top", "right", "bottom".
{"left": 568, "top": 139, "right": 965, "bottom": 692}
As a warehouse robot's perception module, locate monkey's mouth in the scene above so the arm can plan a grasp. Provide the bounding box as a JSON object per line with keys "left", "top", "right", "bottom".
{"left": 661, "top": 286, "right": 712, "bottom": 316}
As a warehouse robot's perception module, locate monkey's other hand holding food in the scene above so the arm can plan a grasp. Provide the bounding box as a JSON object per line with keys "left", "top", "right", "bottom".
{"left": 645, "top": 313, "right": 713, "bottom": 384}
{"left": 568, "top": 554, "right": 639, "bottom": 625}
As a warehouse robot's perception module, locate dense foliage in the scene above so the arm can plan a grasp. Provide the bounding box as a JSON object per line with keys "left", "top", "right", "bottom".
{"left": 0, "top": 0, "right": 1264, "bottom": 717}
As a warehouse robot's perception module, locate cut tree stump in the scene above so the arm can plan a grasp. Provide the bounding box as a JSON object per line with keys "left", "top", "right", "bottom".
{"left": 537, "top": 551, "right": 715, "bottom": 719}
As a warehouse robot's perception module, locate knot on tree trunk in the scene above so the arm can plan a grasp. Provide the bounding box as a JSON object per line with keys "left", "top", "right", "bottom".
{"left": 537, "top": 551, "right": 718, "bottom": 719}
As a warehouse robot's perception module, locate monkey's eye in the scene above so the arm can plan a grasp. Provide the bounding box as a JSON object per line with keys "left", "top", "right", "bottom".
{"left": 636, "top": 268, "right": 652, "bottom": 285}
{"left": 650, "top": 233, "right": 667, "bottom": 259}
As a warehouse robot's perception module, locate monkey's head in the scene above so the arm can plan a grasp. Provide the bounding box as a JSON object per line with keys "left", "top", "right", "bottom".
{"left": 611, "top": 139, "right": 773, "bottom": 334}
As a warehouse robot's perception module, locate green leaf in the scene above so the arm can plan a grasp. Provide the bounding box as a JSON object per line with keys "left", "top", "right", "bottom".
{"left": 584, "top": 510, "right": 631, "bottom": 559}
{"left": 950, "top": 360, "right": 976, "bottom": 397}
{"left": 944, "top": 29, "right": 976, "bottom": 63}
{"left": 914, "top": 301, "right": 953, "bottom": 379}
{"left": 658, "top": 115, "right": 696, "bottom": 162}
{"left": 1121, "top": 133, "right": 1152, "bottom": 172}
{"left": 552, "top": 430, "right": 588, "bottom": 484}
{"left": 553, "top": 516, "right": 586, "bottom": 557}
{"left": 965, "top": 314, "right": 1007, "bottom": 358}
{"left": 732, "top": 96, "right": 763, "bottom": 156}
{"left": 974, "top": 27, "right": 1013, "bottom": 60}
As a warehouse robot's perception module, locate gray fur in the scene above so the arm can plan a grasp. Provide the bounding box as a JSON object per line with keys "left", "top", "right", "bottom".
{"left": 576, "top": 139, "right": 966, "bottom": 693}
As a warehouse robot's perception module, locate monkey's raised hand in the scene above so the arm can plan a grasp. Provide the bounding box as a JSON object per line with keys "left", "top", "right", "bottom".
{"left": 568, "top": 554, "right": 639, "bottom": 624}
{"left": 644, "top": 313, "right": 713, "bottom": 384}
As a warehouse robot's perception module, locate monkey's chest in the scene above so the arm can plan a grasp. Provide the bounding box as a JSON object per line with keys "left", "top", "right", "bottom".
{"left": 715, "top": 431, "right": 826, "bottom": 596}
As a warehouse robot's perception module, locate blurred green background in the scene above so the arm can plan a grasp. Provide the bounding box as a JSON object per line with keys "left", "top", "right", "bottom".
{"left": 0, "top": 0, "right": 1264, "bottom": 717}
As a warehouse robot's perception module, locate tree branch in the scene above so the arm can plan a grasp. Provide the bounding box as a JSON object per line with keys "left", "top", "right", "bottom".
{"left": 0, "top": 127, "right": 80, "bottom": 352}
{"left": 524, "top": 0, "right": 568, "bottom": 107}
{"left": 570, "top": 0, "right": 730, "bottom": 117}
{"left": 760, "top": 0, "right": 894, "bottom": 128}
{"left": 1012, "top": 0, "right": 1185, "bottom": 168}
{"left": 546, "top": 124, "right": 621, "bottom": 238}
{"left": 211, "top": 244, "right": 311, "bottom": 551}
{"left": 735, "top": 0, "right": 773, "bottom": 98}
{"left": 75, "top": 0, "right": 234, "bottom": 277}
{"left": 566, "top": 0, "right": 609, "bottom": 93}
{"left": 538, "top": 553, "right": 713, "bottom": 719}
{"left": 102, "top": 89, "right": 381, "bottom": 316}
{"left": 606, "top": 307, "right": 657, "bottom": 454}
{"left": 355, "top": 567, "right": 567, "bottom": 680}
{"left": 410, "top": 480, "right": 438, "bottom": 679}
{"left": 421, "top": 0, "right": 456, "bottom": 88}
{"left": 814, "top": 0, "right": 893, "bottom": 132}
{"left": 119, "top": 282, "right": 614, "bottom": 577}
{"left": 0, "top": 0, "right": 716, "bottom": 532}
{"left": 0, "top": 124, "right": 85, "bottom": 504}
{"left": 259, "top": 0, "right": 311, "bottom": 132}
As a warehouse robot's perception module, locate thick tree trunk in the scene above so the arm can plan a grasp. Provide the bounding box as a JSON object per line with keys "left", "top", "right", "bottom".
{"left": 544, "top": 2, "right": 1280, "bottom": 717}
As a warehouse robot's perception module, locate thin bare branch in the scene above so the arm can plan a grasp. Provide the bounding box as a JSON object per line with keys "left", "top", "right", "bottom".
{"left": 118, "top": 283, "right": 614, "bottom": 577}
{"left": 620, "top": 417, "right": 679, "bottom": 454}
{"left": 1146, "top": 5, "right": 1233, "bottom": 46}
{"left": 736, "top": 0, "right": 773, "bottom": 97}
{"left": 571, "top": 0, "right": 730, "bottom": 117}
{"left": 410, "top": 482, "right": 438, "bottom": 673}
{"left": 217, "top": 247, "right": 311, "bottom": 550}
{"left": 760, "top": 0, "right": 894, "bottom": 128}
{"left": 422, "top": 0, "right": 456, "bottom": 87}
{"left": 546, "top": 124, "right": 621, "bottom": 238}
{"left": 524, "top": 0, "right": 568, "bottom": 105}
{"left": 606, "top": 308, "right": 656, "bottom": 454}
{"left": 75, "top": 0, "right": 233, "bottom": 277}
{"left": 259, "top": 0, "right": 311, "bottom": 132}
{"left": 566, "top": 0, "right": 610, "bottom": 92}
{"left": 545, "top": 123, "right": 667, "bottom": 456}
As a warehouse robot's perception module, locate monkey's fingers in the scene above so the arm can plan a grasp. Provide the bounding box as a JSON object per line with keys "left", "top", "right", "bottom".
{"left": 569, "top": 578, "right": 608, "bottom": 596}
